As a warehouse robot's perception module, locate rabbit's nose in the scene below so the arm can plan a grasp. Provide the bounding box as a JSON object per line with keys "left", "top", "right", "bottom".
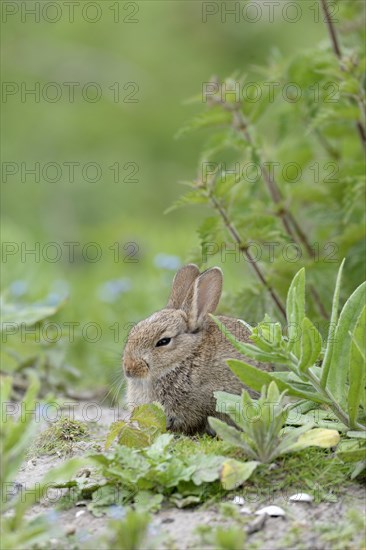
{"left": 123, "top": 352, "right": 149, "bottom": 378}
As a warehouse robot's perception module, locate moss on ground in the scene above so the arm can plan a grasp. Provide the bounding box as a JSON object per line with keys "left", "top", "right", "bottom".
{"left": 34, "top": 417, "right": 89, "bottom": 456}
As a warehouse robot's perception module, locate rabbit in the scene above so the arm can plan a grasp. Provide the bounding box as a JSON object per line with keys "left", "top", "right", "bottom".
{"left": 123, "top": 264, "right": 271, "bottom": 435}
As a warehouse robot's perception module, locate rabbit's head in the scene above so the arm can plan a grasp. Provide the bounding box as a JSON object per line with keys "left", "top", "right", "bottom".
{"left": 123, "top": 264, "right": 223, "bottom": 379}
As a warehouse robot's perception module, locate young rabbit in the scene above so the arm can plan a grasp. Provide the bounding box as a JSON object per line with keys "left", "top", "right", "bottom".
{"left": 123, "top": 264, "right": 270, "bottom": 435}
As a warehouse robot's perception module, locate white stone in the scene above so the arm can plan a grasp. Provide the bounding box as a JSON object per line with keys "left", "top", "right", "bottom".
{"left": 289, "top": 493, "right": 314, "bottom": 502}
{"left": 255, "top": 505, "right": 286, "bottom": 517}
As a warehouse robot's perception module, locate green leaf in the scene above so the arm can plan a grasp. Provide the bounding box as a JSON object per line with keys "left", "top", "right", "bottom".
{"left": 164, "top": 190, "right": 207, "bottom": 214}
{"left": 0, "top": 297, "right": 64, "bottom": 327}
{"left": 134, "top": 491, "right": 164, "bottom": 513}
{"left": 348, "top": 306, "right": 366, "bottom": 428}
{"left": 286, "top": 268, "right": 305, "bottom": 357}
{"left": 347, "top": 431, "right": 366, "bottom": 439}
{"left": 214, "top": 391, "right": 242, "bottom": 418}
{"left": 326, "top": 280, "right": 366, "bottom": 409}
{"left": 170, "top": 495, "right": 201, "bottom": 508}
{"left": 145, "top": 434, "right": 174, "bottom": 460}
{"left": 208, "top": 417, "right": 257, "bottom": 458}
{"left": 210, "top": 316, "right": 290, "bottom": 364}
{"left": 131, "top": 403, "right": 166, "bottom": 433}
{"left": 176, "top": 107, "right": 232, "bottom": 139}
{"left": 105, "top": 421, "right": 126, "bottom": 450}
{"left": 190, "top": 455, "right": 226, "bottom": 485}
{"left": 227, "top": 359, "right": 328, "bottom": 403}
{"left": 118, "top": 425, "right": 151, "bottom": 448}
{"left": 286, "top": 428, "right": 340, "bottom": 453}
{"left": 298, "top": 317, "right": 322, "bottom": 372}
{"left": 320, "top": 259, "right": 345, "bottom": 387}
{"left": 220, "top": 459, "right": 259, "bottom": 490}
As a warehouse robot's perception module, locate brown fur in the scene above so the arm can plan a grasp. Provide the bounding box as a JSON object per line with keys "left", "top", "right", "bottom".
{"left": 122, "top": 264, "right": 269, "bottom": 435}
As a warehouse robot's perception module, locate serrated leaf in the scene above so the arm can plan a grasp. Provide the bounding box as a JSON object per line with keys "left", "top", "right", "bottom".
{"left": 105, "top": 421, "right": 127, "bottom": 450}
{"left": 176, "top": 107, "right": 232, "bottom": 139}
{"left": 165, "top": 190, "right": 207, "bottom": 214}
{"left": 118, "top": 425, "right": 150, "bottom": 449}
{"left": 130, "top": 403, "right": 166, "bottom": 433}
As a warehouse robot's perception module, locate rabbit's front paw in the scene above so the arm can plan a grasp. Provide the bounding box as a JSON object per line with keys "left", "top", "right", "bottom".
{"left": 166, "top": 415, "right": 177, "bottom": 431}
{"left": 166, "top": 415, "right": 183, "bottom": 432}
{"left": 204, "top": 422, "right": 216, "bottom": 437}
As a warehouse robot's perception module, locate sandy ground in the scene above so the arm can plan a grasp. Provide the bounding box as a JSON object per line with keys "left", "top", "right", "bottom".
{"left": 12, "top": 402, "right": 366, "bottom": 550}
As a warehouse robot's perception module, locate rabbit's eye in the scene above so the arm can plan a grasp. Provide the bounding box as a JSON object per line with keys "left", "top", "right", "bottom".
{"left": 156, "top": 337, "right": 171, "bottom": 347}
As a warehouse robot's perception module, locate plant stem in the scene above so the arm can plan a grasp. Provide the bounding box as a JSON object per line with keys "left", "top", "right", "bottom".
{"left": 208, "top": 193, "right": 287, "bottom": 319}
{"left": 231, "top": 108, "right": 329, "bottom": 319}
{"left": 320, "top": 0, "right": 341, "bottom": 58}
{"left": 305, "top": 368, "right": 350, "bottom": 427}
{"left": 320, "top": 0, "right": 366, "bottom": 151}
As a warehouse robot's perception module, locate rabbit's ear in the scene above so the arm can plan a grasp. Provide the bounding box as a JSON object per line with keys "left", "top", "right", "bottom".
{"left": 166, "top": 264, "right": 200, "bottom": 309}
{"left": 185, "top": 267, "right": 223, "bottom": 330}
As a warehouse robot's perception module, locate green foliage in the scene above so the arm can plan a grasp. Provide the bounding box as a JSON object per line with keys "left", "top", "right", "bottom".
{"left": 65, "top": 407, "right": 261, "bottom": 513}
{"left": 210, "top": 382, "right": 339, "bottom": 463}
{"left": 197, "top": 523, "right": 246, "bottom": 550}
{"left": 1, "top": 377, "right": 39, "bottom": 500}
{"left": 212, "top": 262, "right": 366, "bottom": 431}
{"left": 105, "top": 403, "right": 166, "bottom": 449}
{"left": 1, "top": 378, "right": 86, "bottom": 550}
{"left": 337, "top": 430, "right": 366, "bottom": 479}
{"left": 0, "top": 293, "right": 79, "bottom": 398}
{"left": 177, "top": 15, "right": 365, "bottom": 323}
{"left": 97, "top": 510, "right": 152, "bottom": 550}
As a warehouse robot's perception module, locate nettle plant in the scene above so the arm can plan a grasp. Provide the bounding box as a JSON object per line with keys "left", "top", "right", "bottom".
{"left": 174, "top": 0, "right": 365, "bottom": 324}
{"left": 211, "top": 261, "right": 365, "bottom": 433}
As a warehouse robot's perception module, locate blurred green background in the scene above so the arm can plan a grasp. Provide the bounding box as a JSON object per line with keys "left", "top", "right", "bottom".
{"left": 1, "top": 1, "right": 350, "bottom": 395}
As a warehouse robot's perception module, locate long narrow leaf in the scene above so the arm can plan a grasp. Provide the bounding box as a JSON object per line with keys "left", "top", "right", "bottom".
{"left": 320, "top": 259, "right": 345, "bottom": 387}
{"left": 211, "top": 316, "right": 290, "bottom": 364}
{"left": 326, "top": 281, "right": 366, "bottom": 409}
{"left": 227, "top": 359, "right": 328, "bottom": 403}
{"left": 298, "top": 317, "right": 322, "bottom": 372}
{"left": 286, "top": 268, "right": 305, "bottom": 358}
{"left": 347, "top": 306, "right": 366, "bottom": 428}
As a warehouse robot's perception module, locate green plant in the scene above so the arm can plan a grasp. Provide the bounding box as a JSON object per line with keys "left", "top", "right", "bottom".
{"left": 212, "top": 261, "right": 365, "bottom": 431}
{"left": 56, "top": 404, "right": 261, "bottom": 513}
{"left": 0, "top": 293, "right": 79, "bottom": 398}
{"left": 337, "top": 430, "right": 366, "bottom": 479}
{"left": 1, "top": 377, "right": 85, "bottom": 549}
{"left": 97, "top": 510, "right": 152, "bottom": 550}
{"left": 209, "top": 382, "right": 339, "bottom": 463}
{"left": 105, "top": 403, "right": 167, "bottom": 450}
{"left": 175, "top": 0, "right": 365, "bottom": 324}
{"left": 196, "top": 522, "right": 246, "bottom": 550}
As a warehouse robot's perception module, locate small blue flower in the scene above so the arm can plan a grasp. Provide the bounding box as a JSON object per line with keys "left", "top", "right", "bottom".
{"left": 10, "top": 280, "right": 28, "bottom": 297}
{"left": 154, "top": 254, "right": 181, "bottom": 271}
{"left": 98, "top": 278, "right": 132, "bottom": 303}
{"left": 46, "top": 292, "right": 64, "bottom": 306}
{"left": 51, "top": 279, "right": 70, "bottom": 298}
